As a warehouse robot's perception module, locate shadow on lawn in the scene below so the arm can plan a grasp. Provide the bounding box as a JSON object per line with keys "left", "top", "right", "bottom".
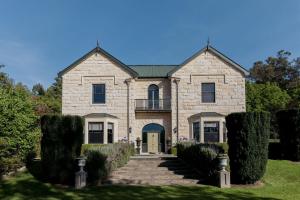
{"left": 0, "top": 172, "right": 281, "bottom": 200}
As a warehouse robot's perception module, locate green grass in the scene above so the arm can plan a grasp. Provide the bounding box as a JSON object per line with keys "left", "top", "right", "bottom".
{"left": 0, "top": 160, "right": 299, "bottom": 200}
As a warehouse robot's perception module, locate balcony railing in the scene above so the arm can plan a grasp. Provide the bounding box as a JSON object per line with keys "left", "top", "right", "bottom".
{"left": 135, "top": 99, "right": 171, "bottom": 111}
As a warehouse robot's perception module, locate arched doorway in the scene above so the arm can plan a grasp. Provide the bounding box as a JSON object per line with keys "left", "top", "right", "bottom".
{"left": 142, "top": 123, "right": 165, "bottom": 153}
{"left": 148, "top": 84, "right": 159, "bottom": 109}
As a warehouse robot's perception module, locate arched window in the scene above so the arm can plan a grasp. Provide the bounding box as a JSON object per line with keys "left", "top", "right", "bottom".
{"left": 148, "top": 84, "right": 159, "bottom": 109}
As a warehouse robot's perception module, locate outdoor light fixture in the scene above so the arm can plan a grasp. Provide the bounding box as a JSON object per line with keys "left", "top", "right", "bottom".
{"left": 173, "top": 127, "right": 177, "bottom": 134}
{"left": 129, "top": 127, "right": 132, "bottom": 134}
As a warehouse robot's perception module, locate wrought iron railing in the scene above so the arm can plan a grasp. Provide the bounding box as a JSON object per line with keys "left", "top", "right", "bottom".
{"left": 135, "top": 99, "right": 171, "bottom": 111}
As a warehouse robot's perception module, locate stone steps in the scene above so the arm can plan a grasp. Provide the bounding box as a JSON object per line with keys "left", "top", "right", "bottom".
{"left": 104, "top": 155, "right": 201, "bottom": 186}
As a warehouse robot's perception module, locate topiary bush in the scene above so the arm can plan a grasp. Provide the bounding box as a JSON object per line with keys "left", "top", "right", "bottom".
{"left": 82, "top": 143, "right": 135, "bottom": 185}
{"left": 40, "top": 115, "right": 83, "bottom": 184}
{"left": 276, "top": 109, "right": 300, "bottom": 161}
{"left": 226, "top": 112, "right": 270, "bottom": 184}
{"left": 177, "top": 142, "right": 227, "bottom": 182}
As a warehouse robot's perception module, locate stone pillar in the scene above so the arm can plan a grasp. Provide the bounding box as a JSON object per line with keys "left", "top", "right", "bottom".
{"left": 218, "top": 170, "right": 231, "bottom": 188}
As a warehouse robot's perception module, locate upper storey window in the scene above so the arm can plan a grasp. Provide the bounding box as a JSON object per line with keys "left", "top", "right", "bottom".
{"left": 202, "top": 83, "right": 215, "bottom": 103}
{"left": 93, "top": 84, "right": 105, "bottom": 104}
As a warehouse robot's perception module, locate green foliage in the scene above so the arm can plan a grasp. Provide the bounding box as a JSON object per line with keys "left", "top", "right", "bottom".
{"left": 177, "top": 142, "right": 227, "bottom": 182}
{"left": 31, "top": 77, "right": 62, "bottom": 116}
{"left": 268, "top": 142, "right": 282, "bottom": 160}
{"left": 82, "top": 143, "right": 135, "bottom": 184}
{"left": 276, "top": 109, "right": 300, "bottom": 161}
{"left": 171, "top": 147, "right": 177, "bottom": 156}
{"left": 250, "top": 50, "right": 300, "bottom": 90}
{"left": 246, "top": 82, "right": 291, "bottom": 112}
{"left": 226, "top": 112, "right": 270, "bottom": 184}
{"left": 0, "top": 86, "right": 39, "bottom": 175}
{"left": 40, "top": 115, "right": 83, "bottom": 184}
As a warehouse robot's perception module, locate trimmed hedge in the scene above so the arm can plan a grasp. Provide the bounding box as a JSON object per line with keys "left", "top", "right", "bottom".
{"left": 226, "top": 112, "right": 270, "bottom": 184}
{"left": 277, "top": 109, "right": 300, "bottom": 161}
{"left": 82, "top": 143, "right": 135, "bottom": 185}
{"left": 268, "top": 142, "right": 282, "bottom": 160}
{"left": 177, "top": 142, "right": 228, "bottom": 182}
{"left": 40, "top": 115, "right": 83, "bottom": 184}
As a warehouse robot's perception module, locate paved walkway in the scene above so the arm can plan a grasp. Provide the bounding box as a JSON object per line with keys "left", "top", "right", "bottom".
{"left": 104, "top": 155, "right": 201, "bottom": 185}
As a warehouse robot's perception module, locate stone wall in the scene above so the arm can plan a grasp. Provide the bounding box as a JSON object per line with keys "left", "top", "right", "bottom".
{"left": 62, "top": 52, "right": 131, "bottom": 140}
{"left": 171, "top": 50, "right": 246, "bottom": 140}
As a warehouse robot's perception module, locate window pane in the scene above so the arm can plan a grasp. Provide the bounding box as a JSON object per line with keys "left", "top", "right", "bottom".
{"left": 193, "top": 122, "right": 200, "bottom": 142}
{"left": 108, "top": 123, "right": 113, "bottom": 144}
{"left": 204, "top": 122, "right": 219, "bottom": 142}
{"left": 88, "top": 122, "right": 104, "bottom": 144}
{"left": 93, "top": 84, "right": 105, "bottom": 103}
{"left": 202, "top": 83, "right": 215, "bottom": 103}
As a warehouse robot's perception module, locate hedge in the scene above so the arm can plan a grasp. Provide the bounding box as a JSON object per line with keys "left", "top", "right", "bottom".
{"left": 40, "top": 115, "right": 83, "bottom": 184}
{"left": 81, "top": 143, "right": 135, "bottom": 185}
{"left": 177, "top": 142, "right": 228, "bottom": 183}
{"left": 277, "top": 109, "right": 300, "bottom": 161}
{"left": 226, "top": 112, "right": 270, "bottom": 184}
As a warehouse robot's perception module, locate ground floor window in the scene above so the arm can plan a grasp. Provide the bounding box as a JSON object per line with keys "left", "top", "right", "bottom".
{"left": 193, "top": 122, "right": 200, "bottom": 142}
{"left": 88, "top": 122, "right": 104, "bottom": 144}
{"left": 204, "top": 121, "right": 219, "bottom": 142}
{"left": 108, "top": 123, "right": 114, "bottom": 143}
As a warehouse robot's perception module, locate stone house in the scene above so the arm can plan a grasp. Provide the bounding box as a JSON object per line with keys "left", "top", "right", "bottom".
{"left": 59, "top": 44, "right": 248, "bottom": 154}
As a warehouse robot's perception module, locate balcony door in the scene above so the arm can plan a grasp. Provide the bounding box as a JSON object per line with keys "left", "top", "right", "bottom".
{"left": 148, "top": 84, "right": 159, "bottom": 109}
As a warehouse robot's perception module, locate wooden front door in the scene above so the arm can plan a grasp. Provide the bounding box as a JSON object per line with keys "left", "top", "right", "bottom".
{"left": 147, "top": 132, "right": 158, "bottom": 153}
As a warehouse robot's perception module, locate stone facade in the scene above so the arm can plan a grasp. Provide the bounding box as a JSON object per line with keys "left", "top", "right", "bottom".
{"left": 61, "top": 45, "right": 247, "bottom": 153}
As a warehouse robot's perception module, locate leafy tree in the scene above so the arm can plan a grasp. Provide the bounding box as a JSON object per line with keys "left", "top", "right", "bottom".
{"left": 250, "top": 50, "right": 300, "bottom": 90}
{"left": 246, "top": 82, "right": 291, "bottom": 112}
{"left": 32, "top": 83, "right": 45, "bottom": 96}
{"left": 0, "top": 86, "right": 39, "bottom": 174}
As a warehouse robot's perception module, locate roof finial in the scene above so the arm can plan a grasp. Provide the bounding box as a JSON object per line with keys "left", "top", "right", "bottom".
{"left": 96, "top": 40, "right": 99, "bottom": 48}
{"left": 207, "top": 37, "right": 210, "bottom": 49}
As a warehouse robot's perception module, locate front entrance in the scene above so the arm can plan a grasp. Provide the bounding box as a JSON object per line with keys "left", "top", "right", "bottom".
{"left": 142, "top": 123, "right": 165, "bottom": 153}
{"left": 147, "top": 132, "right": 159, "bottom": 153}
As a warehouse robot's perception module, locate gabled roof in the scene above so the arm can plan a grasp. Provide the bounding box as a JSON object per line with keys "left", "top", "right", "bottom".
{"left": 58, "top": 47, "right": 138, "bottom": 77}
{"left": 58, "top": 44, "right": 248, "bottom": 78}
{"left": 128, "top": 65, "right": 178, "bottom": 78}
{"left": 167, "top": 45, "right": 249, "bottom": 76}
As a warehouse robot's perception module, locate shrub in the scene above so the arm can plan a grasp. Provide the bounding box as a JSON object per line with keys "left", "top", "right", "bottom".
{"left": 177, "top": 142, "right": 227, "bottom": 182}
{"left": 40, "top": 115, "right": 83, "bottom": 184}
{"left": 226, "top": 112, "right": 270, "bottom": 184}
{"left": 268, "top": 142, "right": 282, "bottom": 160}
{"left": 171, "top": 147, "right": 177, "bottom": 156}
{"left": 0, "top": 87, "right": 39, "bottom": 175}
{"left": 82, "top": 143, "right": 135, "bottom": 185}
{"left": 276, "top": 109, "right": 300, "bottom": 161}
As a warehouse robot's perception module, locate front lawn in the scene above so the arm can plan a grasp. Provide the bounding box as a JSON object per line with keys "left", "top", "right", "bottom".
{"left": 0, "top": 160, "right": 299, "bottom": 200}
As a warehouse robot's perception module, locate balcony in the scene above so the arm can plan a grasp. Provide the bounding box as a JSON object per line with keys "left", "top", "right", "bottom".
{"left": 135, "top": 99, "right": 171, "bottom": 112}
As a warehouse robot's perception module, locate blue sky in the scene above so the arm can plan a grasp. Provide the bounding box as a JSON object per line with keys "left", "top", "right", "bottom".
{"left": 1, "top": 0, "right": 300, "bottom": 88}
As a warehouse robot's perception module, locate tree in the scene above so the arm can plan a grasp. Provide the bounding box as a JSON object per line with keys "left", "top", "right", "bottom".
{"left": 250, "top": 50, "right": 300, "bottom": 90}
{"left": 246, "top": 82, "right": 291, "bottom": 112}
{"left": 0, "top": 86, "right": 39, "bottom": 175}
{"left": 32, "top": 83, "right": 45, "bottom": 96}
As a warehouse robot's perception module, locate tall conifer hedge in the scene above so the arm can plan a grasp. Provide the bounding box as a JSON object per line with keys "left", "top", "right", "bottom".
{"left": 226, "top": 112, "right": 270, "bottom": 184}
{"left": 277, "top": 109, "right": 300, "bottom": 161}
{"left": 40, "top": 115, "right": 83, "bottom": 184}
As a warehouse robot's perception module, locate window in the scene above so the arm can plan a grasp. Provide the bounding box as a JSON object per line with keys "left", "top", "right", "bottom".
{"left": 223, "top": 122, "right": 227, "bottom": 143}
{"left": 148, "top": 84, "right": 159, "bottom": 109}
{"left": 202, "top": 83, "right": 215, "bottom": 103}
{"left": 108, "top": 123, "right": 114, "bottom": 144}
{"left": 88, "top": 122, "right": 104, "bottom": 144}
{"left": 93, "top": 84, "right": 105, "bottom": 104}
{"left": 193, "top": 122, "right": 200, "bottom": 142}
{"left": 204, "top": 121, "right": 219, "bottom": 142}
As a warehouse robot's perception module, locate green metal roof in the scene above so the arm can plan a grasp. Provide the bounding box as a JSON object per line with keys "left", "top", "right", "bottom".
{"left": 128, "top": 65, "right": 178, "bottom": 78}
